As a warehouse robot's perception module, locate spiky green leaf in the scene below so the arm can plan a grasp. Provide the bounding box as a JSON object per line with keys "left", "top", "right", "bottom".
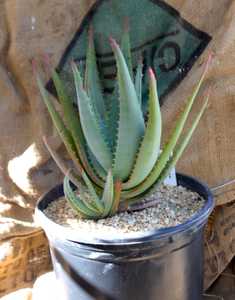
{"left": 85, "top": 27, "right": 107, "bottom": 124}
{"left": 51, "top": 68, "right": 105, "bottom": 187}
{"left": 111, "top": 180, "right": 122, "bottom": 215}
{"left": 101, "top": 170, "right": 114, "bottom": 217}
{"left": 123, "top": 68, "right": 161, "bottom": 189}
{"left": 111, "top": 38, "right": 145, "bottom": 180}
{"left": 85, "top": 144, "right": 107, "bottom": 180}
{"left": 106, "top": 28, "right": 135, "bottom": 153}
{"left": 36, "top": 73, "right": 83, "bottom": 173}
{"left": 135, "top": 59, "right": 143, "bottom": 106}
{"left": 122, "top": 90, "right": 210, "bottom": 200}
{"left": 69, "top": 173, "right": 102, "bottom": 214}
{"left": 81, "top": 171, "right": 104, "bottom": 212}
{"left": 64, "top": 176, "right": 100, "bottom": 218}
{"left": 106, "top": 87, "right": 120, "bottom": 152}
{"left": 136, "top": 91, "right": 210, "bottom": 199}
{"left": 142, "top": 55, "right": 211, "bottom": 183}
{"left": 72, "top": 62, "right": 112, "bottom": 171}
{"left": 51, "top": 69, "right": 79, "bottom": 133}
{"left": 121, "top": 55, "right": 211, "bottom": 199}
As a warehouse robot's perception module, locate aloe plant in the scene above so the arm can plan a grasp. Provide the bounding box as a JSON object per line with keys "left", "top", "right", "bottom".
{"left": 35, "top": 29, "right": 211, "bottom": 220}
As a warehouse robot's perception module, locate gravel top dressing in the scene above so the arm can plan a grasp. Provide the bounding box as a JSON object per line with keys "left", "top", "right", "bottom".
{"left": 44, "top": 184, "right": 205, "bottom": 235}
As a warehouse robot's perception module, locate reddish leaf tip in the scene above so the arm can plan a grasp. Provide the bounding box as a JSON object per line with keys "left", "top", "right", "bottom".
{"left": 148, "top": 67, "right": 156, "bottom": 80}
{"left": 41, "top": 53, "right": 50, "bottom": 66}
{"left": 208, "top": 51, "right": 215, "bottom": 60}
{"left": 109, "top": 37, "right": 118, "bottom": 49}
{"left": 88, "top": 25, "right": 94, "bottom": 41}
{"left": 42, "top": 135, "right": 49, "bottom": 145}
{"left": 204, "top": 51, "right": 214, "bottom": 73}
{"left": 70, "top": 60, "right": 77, "bottom": 69}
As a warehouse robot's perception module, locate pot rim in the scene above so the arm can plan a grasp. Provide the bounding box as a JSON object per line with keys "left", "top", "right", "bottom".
{"left": 34, "top": 173, "right": 214, "bottom": 246}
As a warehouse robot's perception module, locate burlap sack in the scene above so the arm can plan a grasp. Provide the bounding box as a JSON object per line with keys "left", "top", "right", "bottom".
{"left": 0, "top": 0, "right": 235, "bottom": 296}
{"left": 0, "top": 230, "right": 51, "bottom": 297}
{"left": 204, "top": 201, "right": 235, "bottom": 289}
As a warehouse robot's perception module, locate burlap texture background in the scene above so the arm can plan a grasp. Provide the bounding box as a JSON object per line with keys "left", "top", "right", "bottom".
{"left": 0, "top": 0, "right": 235, "bottom": 296}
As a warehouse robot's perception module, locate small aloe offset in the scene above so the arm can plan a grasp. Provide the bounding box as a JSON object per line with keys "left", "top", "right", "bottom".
{"left": 35, "top": 29, "right": 211, "bottom": 220}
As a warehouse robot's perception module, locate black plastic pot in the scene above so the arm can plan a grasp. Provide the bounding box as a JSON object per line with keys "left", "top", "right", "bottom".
{"left": 35, "top": 173, "right": 214, "bottom": 300}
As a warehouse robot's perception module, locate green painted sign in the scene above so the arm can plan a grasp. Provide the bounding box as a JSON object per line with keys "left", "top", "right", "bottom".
{"left": 49, "top": 0, "right": 211, "bottom": 105}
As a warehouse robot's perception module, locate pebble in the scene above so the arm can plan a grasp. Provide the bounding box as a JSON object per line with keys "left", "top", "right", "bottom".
{"left": 44, "top": 184, "right": 205, "bottom": 235}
